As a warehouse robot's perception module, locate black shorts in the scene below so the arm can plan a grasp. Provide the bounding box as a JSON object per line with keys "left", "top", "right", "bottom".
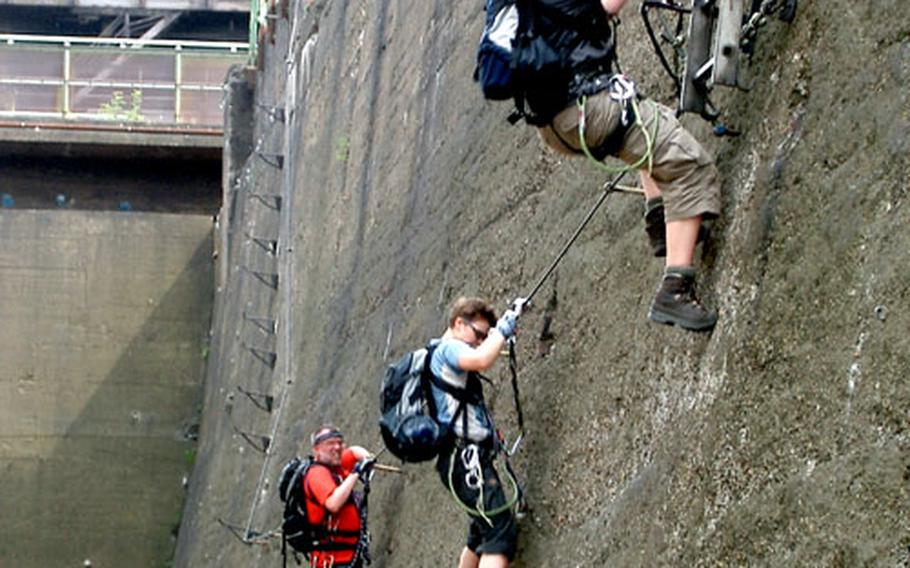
{"left": 436, "top": 444, "right": 518, "bottom": 561}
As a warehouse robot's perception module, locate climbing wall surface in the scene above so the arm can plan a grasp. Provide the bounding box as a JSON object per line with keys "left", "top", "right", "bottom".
{"left": 177, "top": 1, "right": 909, "bottom": 566}
{"left": 0, "top": 210, "right": 213, "bottom": 566}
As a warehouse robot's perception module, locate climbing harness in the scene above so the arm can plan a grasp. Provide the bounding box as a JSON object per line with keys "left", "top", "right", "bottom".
{"left": 461, "top": 445, "right": 484, "bottom": 491}
{"left": 608, "top": 74, "right": 637, "bottom": 128}
{"left": 446, "top": 442, "right": 522, "bottom": 527}
{"left": 576, "top": 75, "right": 661, "bottom": 176}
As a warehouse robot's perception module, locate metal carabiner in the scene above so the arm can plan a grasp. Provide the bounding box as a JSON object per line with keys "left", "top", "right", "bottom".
{"left": 461, "top": 445, "right": 483, "bottom": 491}
{"left": 608, "top": 74, "right": 638, "bottom": 127}
{"left": 608, "top": 74, "right": 637, "bottom": 102}
{"left": 464, "top": 469, "right": 483, "bottom": 491}
{"left": 461, "top": 444, "right": 479, "bottom": 470}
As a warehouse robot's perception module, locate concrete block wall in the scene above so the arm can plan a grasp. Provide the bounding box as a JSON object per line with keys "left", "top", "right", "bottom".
{"left": 0, "top": 210, "right": 214, "bottom": 566}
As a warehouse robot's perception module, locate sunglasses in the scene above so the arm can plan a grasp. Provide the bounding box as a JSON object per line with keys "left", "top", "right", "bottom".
{"left": 462, "top": 319, "right": 489, "bottom": 341}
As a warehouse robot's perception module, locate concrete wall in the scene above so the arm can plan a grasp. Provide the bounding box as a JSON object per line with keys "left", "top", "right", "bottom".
{"left": 178, "top": 1, "right": 909, "bottom": 566}
{"left": 0, "top": 210, "right": 214, "bottom": 566}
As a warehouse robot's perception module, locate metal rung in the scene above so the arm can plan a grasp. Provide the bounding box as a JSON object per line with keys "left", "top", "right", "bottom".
{"left": 237, "top": 386, "right": 275, "bottom": 412}
{"left": 246, "top": 234, "right": 278, "bottom": 255}
{"left": 695, "top": 58, "right": 715, "bottom": 83}
{"left": 243, "top": 312, "right": 277, "bottom": 334}
{"left": 233, "top": 424, "right": 271, "bottom": 453}
{"left": 247, "top": 192, "right": 282, "bottom": 210}
{"left": 256, "top": 152, "right": 283, "bottom": 169}
{"left": 241, "top": 266, "right": 279, "bottom": 289}
{"left": 243, "top": 343, "right": 277, "bottom": 369}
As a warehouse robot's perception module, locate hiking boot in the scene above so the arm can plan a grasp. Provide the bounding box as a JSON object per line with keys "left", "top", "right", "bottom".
{"left": 644, "top": 197, "right": 710, "bottom": 257}
{"left": 648, "top": 269, "right": 717, "bottom": 331}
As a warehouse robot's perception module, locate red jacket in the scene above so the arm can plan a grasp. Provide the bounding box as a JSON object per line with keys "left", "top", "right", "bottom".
{"left": 303, "top": 448, "right": 361, "bottom": 567}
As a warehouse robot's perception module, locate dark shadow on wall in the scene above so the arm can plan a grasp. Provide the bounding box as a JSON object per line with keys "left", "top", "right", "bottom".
{"left": 0, "top": 154, "right": 221, "bottom": 214}
{"left": 0, "top": 227, "right": 214, "bottom": 567}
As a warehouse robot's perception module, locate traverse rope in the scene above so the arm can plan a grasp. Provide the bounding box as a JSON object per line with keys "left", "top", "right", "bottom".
{"left": 478, "top": 171, "right": 627, "bottom": 520}
{"left": 523, "top": 172, "right": 626, "bottom": 305}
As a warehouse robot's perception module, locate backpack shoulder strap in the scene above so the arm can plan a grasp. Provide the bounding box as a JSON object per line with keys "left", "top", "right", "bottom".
{"left": 427, "top": 367, "right": 485, "bottom": 405}
{"left": 300, "top": 461, "right": 327, "bottom": 508}
{"left": 420, "top": 344, "right": 440, "bottom": 417}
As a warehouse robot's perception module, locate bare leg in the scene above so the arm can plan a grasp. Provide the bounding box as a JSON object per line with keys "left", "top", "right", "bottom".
{"left": 479, "top": 553, "right": 510, "bottom": 568}
{"left": 639, "top": 170, "right": 661, "bottom": 200}
{"left": 459, "top": 547, "right": 480, "bottom": 568}
{"left": 665, "top": 216, "right": 701, "bottom": 267}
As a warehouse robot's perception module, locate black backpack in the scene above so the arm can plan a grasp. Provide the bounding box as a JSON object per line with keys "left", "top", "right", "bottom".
{"left": 378, "top": 345, "right": 448, "bottom": 462}
{"left": 278, "top": 456, "right": 321, "bottom": 560}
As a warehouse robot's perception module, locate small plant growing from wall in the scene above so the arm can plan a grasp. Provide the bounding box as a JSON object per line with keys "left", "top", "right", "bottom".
{"left": 335, "top": 135, "right": 350, "bottom": 163}
{"left": 99, "top": 89, "right": 145, "bottom": 122}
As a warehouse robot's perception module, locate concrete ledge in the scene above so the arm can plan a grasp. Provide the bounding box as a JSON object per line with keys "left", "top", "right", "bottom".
{"left": 0, "top": 120, "right": 223, "bottom": 159}
{"left": 0, "top": 0, "right": 248, "bottom": 12}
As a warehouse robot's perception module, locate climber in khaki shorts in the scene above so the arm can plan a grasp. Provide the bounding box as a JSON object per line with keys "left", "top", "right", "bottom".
{"left": 513, "top": 0, "right": 722, "bottom": 331}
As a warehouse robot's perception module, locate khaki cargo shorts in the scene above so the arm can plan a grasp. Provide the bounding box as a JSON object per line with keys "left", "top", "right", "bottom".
{"left": 538, "top": 90, "right": 721, "bottom": 222}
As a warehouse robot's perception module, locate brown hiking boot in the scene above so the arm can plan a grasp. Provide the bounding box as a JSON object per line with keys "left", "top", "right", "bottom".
{"left": 644, "top": 197, "right": 710, "bottom": 257}
{"left": 648, "top": 269, "right": 717, "bottom": 331}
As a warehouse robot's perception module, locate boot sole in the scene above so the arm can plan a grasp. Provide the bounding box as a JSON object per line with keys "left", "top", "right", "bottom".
{"left": 648, "top": 307, "right": 717, "bottom": 331}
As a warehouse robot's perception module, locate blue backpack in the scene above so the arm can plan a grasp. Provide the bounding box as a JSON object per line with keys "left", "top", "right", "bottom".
{"left": 475, "top": 0, "right": 568, "bottom": 125}
{"left": 378, "top": 345, "right": 447, "bottom": 462}
{"left": 379, "top": 344, "right": 491, "bottom": 462}
{"left": 476, "top": 0, "right": 617, "bottom": 126}
{"left": 475, "top": 0, "right": 520, "bottom": 100}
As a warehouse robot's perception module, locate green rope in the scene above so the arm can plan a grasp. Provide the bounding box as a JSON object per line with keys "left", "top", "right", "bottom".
{"left": 576, "top": 95, "right": 660, "bottom": 175}
{"left": 446, "top": 446, "right": 520, "bottom": 527}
